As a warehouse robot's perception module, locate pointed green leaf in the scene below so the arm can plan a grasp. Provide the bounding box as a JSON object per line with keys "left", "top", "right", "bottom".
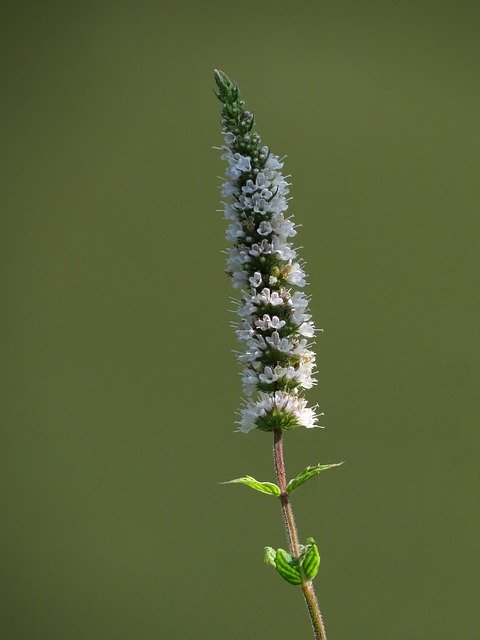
{"left": 264, "top": 546, "right": 276, "bottom": 567}
{"left": 286, "top": 462, "right": 344, "bottom": 493}
{"left": 221, "top": 475, "right": 281, "bottom": 496}
{"left": 300, "top": 538, "right": 321, "bottom": 581}
{"left": 274, "top": 549, "right": 302, "bottom": 585}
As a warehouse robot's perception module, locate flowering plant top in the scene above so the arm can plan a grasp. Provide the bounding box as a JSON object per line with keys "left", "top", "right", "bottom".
{"left": 214, "top": 70, "right": 321, "bottom": 434}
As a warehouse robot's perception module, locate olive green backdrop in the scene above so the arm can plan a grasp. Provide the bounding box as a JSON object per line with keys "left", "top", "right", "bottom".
{"left": 2, "top": 1, "right": 479, "bottom": 638}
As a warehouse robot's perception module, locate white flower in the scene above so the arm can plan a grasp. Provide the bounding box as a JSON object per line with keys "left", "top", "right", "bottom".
{"left": 241, "top": 369, "right": 259, "bottom": 395}
{"left": 269, "top": 291, "right": 284, "bottom": 306}
{"left": 254, "top": 314, "right": 286, "bottom": 331}
{"left": 295, "top": 362, "right": 316, "bottom": 389}
{"left": 227, "top": 247, "right": 250, "bottom": 271}
{"left": 221, "top": 182, "right": 240, "bottom": 197}
{"left": 253, "top": 288, "right": 284, "bottom": 307}
{"left": 236, "top": 321, "right": 254, "bottom": 341}
{"left": 226, "top": 165, "right": 243, "bottom": 180}
{"left": 256, "top": 172, "right": 272, "bottom": 189}
{"left": 271, "top": 236, "right": 297, "bottom": 261}
{"left": 290, "top": 291, "right": 309, "bottom": 310}
{"left": 249, "top": 240, "right": 273, "bottom": 257}
{"left": 220, "top": 148, "right": 235, "bottom": 164}
{"left": 242, "top": 179, "right": 258, "bottom": 194}
{"left": 225, "top": 222, "right": 244, "bottom": 241}
{"left": 234, "top": 154, "right": 252, "bottom": 173}
{"left": 264, "top": 154, "right": 284, "bottom": 170}
{"left": 231, "top": 270, "right": 248, "bottom": 288}
{"left": 266, "top": 193, "right": 288, "bottom": 215}
{"left": 249, "top": 272, "right": 263, "bottom": 288}
{"left": 257, "top": 221, "right": 273, "bottom": 236}
{"left": 298, "top": 321, "right": 315, "bottom": 337}
{"left": 266, "top": 331, "right": 294, "bottom": 353}
{"left": 223, "top": 203, "right": 238, "bottom": 221}
{"left": 271, "top": 214, "right": 296, "bottom": 237}
{"left": 237, "top": 299, "right": 256, "bottom": 316}
{"left": 252, "top": 194, "right": 270, "bottom": 214}
{"left": 258, "top": 366, "right": 278, "bottom": 384}
{"left": 285, "top": 262, "right": 306, "bottom": 287}
{"left": 223, "top": 131, "right": 235, "bottom": 146}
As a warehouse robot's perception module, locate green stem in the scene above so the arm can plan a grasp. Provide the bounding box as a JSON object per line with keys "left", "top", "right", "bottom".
{"left": 273, "top": 429, "right": 327, "bottom": 640}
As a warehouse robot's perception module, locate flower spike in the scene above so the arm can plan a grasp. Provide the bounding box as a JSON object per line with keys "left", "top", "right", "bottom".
{"left": 215, "top": 70, "right": 319, "bottom": 434}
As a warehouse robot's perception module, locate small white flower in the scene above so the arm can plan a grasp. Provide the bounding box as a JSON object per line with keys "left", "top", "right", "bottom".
{"left": 236, "top": 321, "right": 254, "bottom": 341}
{"left": 298, "top": 321, "right": 315, "bottom": 337}
{"left": 239, "top": 345, "right": 263, "bottom": 363}
{"left": 227, "top": 247, "right": 250, "bottom": 271}
{"left": 256, "top": 172, "right": 272, "bottom": 189}
{"left": 226, "top": 165, "right": 243, "bottom": 180}
{"left": 254, "top": 288, "right": 285, "bottom": 307}
{"left": 257, "top": 221, "right": 273, "bottom": 236}
{"left": 237, "top": 299, "right": 256, "bottom": 316}
{"left": 249, "top": 272, "right": 263, "bottom": 288}
{"left": 225, "top": 222, "right": 245, "bottom": 242}
{"left": 295, "top": 362, "right": 316, "bottom": 389}
{"left": 221, "top": 182, "right": 240, "bottom": 197}
{"left": 271, "top": 236, "right": 297, "bottom": 261}
{"left": 290, "top": 291, "right": 309, "bottom": 310}
{"left": 231, "top": 270, "right": 248, "bottom": 288}
{"left": 223, "top": 203, "right": 238, "bottom": 221}
{"left": 234, "top": 154, "right": 252, "bottom": 173}
{"left": 241, "top": 369, "right": 258, "bottom": 395}
{"left": 270, "top": 315, "right": 286, "bottom": 329}
{"left": 285, "top": 262, "right": 306, "bottom": 287}
{"left": 264, "top": 154, "right": 284, "bottom": 170}
{"left": 258, "top": 366, "right": 278, "bottom": 384}
{"left": 223, "top": 131, "right": 235, "bottom": 146}
{"left": 220, "top": 148, "right": 235, "bottom": 164}
{"left": 242, "top": 179, "right": 258, "bottom": 194}
{"left": 269, "top": 291, "right": 284, "bottom": 306}
{"left": 271, "top": 214, "right": 296, "bottom": 237}
{"left": 296, "top": 406, "right": 318, "bottom": 429}
{"left": 266, "top": 193, "right": 288, "bottom": 215}
{"left": 249, "top": 240, "right": 273, "bottom": 257}
{"left": 266, "top": 331, "right": 294, "bottom": 353}
{"left": 252, "top": 194, "right": 270, "bottom": 214}
{"left": 254, "top": 314, "right": 285, "bottom": 331}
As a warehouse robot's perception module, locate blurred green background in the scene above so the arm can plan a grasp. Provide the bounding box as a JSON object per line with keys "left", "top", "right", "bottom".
{"left": 2, "top": 1, "right": 479, "bottom": 638}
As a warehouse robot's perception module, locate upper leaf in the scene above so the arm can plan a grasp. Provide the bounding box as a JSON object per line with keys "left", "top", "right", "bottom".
{"left": 286, "top": 462, "right": 344, "bottom": 493}
{"left": 221, "top": 475, "right": 281, "bottom": 496}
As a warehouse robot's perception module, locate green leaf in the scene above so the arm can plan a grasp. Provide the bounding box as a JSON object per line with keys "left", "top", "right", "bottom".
{"left": 264, "top": 538, "right": 321, "bottom": 585}
{"left": 220, "top": 475, "right": 281, "bottom": 496}
{"left": 300, "top": 538, "right": 321, "bottom": 581}
{"left": 274, "top": 549, "right": 302, "bottom": 585}
{"left": 286, "top": 462, "right": 345, "bottom": 493}
{"left": 264, "top": 546, "right": 276, "bottom": 567}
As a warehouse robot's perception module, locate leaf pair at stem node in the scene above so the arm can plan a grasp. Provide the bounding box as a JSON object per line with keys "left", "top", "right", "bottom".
{"left": 221, "top": 461, "right": 344, "bottom": 496}
{"left": 264, "top": 538, "right": 320, "bottom": 585}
